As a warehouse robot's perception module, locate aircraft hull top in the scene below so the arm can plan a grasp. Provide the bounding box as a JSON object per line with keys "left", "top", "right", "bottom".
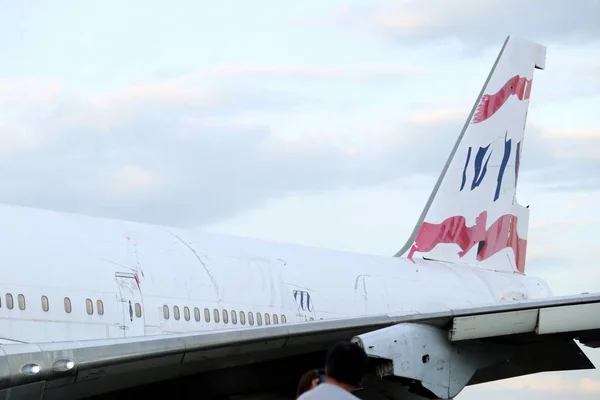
{"left": 0, "top": 202, "right": 551, "bottom": 343}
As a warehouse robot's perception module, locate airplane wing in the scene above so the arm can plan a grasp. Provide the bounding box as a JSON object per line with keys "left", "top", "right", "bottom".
{"left": 3, "top": 293, "right": 599, "bottom": 400}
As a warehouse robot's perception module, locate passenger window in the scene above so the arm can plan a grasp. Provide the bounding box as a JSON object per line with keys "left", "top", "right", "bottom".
{"left": 64, "top": 297, "right": 72, "bottom": 314}
{"left": 240, "top": 311, "right": 246, "bottom": 325}
{"left": 86, "top": 299, "right": 93, "bottom": 315}
{"left": 248, "top": 312, "right": 254, "bottom": 326}
{"left": 194, "top": 307, "right": 201, "bottom": 322}
{"left": 213, "top": 309, "right": 220, "bottom": 323}
{"left": 231, "top": 310, "right": 237, "bottom": 325}
{"left": 163, "top": 305, "right": 170, "bottom": 319}
{"left": 204, "top": 308, "right": 210, "bottom": 322}
{"left": 135, "top": 303, "right": 142, "bottom": 318}
{"left": 41, "top": 295, "right": 49, "bottom": 312}
{"left": 17, "top": 294, "right": 26, "bottom": 310}
{"left": 174, "top": 306, "right": 180, "bottom": 320}
{"left": 257, "top": 312, "right": 263, "bottom": 326}
{"left": 265, "top": 313, "right": 271, "bottom": 325}
{"left": 6, "top": 294, "right": 13, "bottom": 310}
{"left": 184, "top": 306, "right": 190, "bottom": 321}
{"left": 281, "top": 314, "right": 287, "bottom": 324}
{"left": 97, "top": 300, "right": 104, "bottom": 315}
{"left": 222, "top": 309, "right": 229, "bottom": 324}
{"left": 273, "top": 314, "right": 278, "bottom": 324}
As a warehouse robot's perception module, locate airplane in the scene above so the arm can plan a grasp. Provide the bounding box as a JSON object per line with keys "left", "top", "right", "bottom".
{"left": 0, "top": 35, "right": 599, "bottom": 400}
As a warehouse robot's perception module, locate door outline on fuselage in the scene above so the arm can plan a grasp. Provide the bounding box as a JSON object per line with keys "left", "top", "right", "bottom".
{"left": 114, "top": 272, "right": 145, "bottom": 337}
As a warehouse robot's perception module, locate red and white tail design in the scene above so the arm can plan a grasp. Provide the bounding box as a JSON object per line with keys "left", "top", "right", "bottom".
{"left": 396, "top": 36, "right": 546, "bottom": 274}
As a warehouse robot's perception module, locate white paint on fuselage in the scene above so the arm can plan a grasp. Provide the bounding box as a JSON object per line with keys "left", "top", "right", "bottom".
{"left": 0, "top": 203, "right": 553, "bottom": 344}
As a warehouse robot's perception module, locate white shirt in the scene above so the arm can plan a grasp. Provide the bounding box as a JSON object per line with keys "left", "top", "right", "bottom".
{"left": 297, "top": 383, "right": 360, "bottom": 400}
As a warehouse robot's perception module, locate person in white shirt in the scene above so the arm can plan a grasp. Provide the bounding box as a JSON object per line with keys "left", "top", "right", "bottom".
{"left": 297, "top": 341, "right": 368, "bottom": 399}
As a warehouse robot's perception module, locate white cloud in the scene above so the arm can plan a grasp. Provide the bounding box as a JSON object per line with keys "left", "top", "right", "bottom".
{"left": 0, "top": 78, "right": 64, "bottom": 108}
{"left": 0, "top": 13, "right": 598, "bottom": 229}
{"left": 109, "top": 165, "right": 164, "bottom": 195}
{"left": 0, "top": 71, "right": 596, "bottom": 229}
{"left": 0, "top": 122, "right": 43, "bottom": 155}
{"left": 356, "top": 0, "right": 600, "bottom": 49}
{"left": 198, "top": 63, "right": 429, "bottom": 79}
{"left": 405, "top": 108, "right": 466, "bottom": 125}
{"left": 542, "top": 128, "right": 600, "bottom": 140}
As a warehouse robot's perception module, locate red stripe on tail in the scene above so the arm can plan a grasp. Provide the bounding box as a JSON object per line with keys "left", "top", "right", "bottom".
{"left": 407, "top": 211, "right": 527, "bottom": 273}
{"left": 472, "top": 75, "right": 533, "bottom": 124}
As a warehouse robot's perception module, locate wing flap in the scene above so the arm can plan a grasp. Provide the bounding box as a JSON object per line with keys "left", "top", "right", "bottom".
{"left": 537, "top": 302, "right": 600, "bottom": 335}
{"left": 450, "top": 309, "right": 538, "bottom": 341}
{"left": 449, "top": 294, "right": 600, "bottom": 343}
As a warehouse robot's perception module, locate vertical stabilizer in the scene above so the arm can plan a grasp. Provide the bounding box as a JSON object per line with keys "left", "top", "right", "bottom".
{"left": 395, "top": 36, "right": 546, "bottom": 274}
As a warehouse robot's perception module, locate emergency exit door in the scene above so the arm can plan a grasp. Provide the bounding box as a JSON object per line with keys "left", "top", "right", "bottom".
{"left": 115, "top": 273, "right": 145, "bottom": 337}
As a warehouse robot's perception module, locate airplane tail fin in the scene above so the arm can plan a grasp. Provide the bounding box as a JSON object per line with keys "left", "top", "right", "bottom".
{"left": 395, "top": 36, "right": 546, "bottom": 274}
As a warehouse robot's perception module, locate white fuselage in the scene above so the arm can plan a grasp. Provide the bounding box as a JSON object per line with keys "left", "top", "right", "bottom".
{"left": 0, "top": 204, "right": 552, "bottom": 344}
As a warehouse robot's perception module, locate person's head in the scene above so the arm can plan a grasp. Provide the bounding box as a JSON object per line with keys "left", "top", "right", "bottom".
{"left": 296, "top": 369, "right": 323, "bottom": 397}
{"left": 324, "top": 341, "right": 368, "bottom": 390}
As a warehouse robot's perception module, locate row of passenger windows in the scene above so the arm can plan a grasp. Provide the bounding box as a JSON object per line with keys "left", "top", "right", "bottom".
{"left": 162, "top": 305, "right": 287, "bottom": 327}
{"left": 1, "top": 293, "right": 275, "bottom": 327}
{"left": 0, "top": 293, "right": 110, "bottom": 316}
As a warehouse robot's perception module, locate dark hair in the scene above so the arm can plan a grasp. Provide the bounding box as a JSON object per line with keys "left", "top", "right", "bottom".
{"left": 296, "top": 369, "right": 320, "bottom": 397}
{"left": 325, "top": 341, "right": 368, "bottom": 387}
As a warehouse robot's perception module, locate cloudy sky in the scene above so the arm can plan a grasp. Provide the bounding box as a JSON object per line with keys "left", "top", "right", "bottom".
{"left": 1, "top": 0, "right": 600, "bottom": 398}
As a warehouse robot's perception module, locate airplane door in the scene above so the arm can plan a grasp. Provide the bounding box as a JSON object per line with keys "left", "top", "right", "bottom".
{"left": 115, "top": 273, "right": 145, "bottom": 337}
